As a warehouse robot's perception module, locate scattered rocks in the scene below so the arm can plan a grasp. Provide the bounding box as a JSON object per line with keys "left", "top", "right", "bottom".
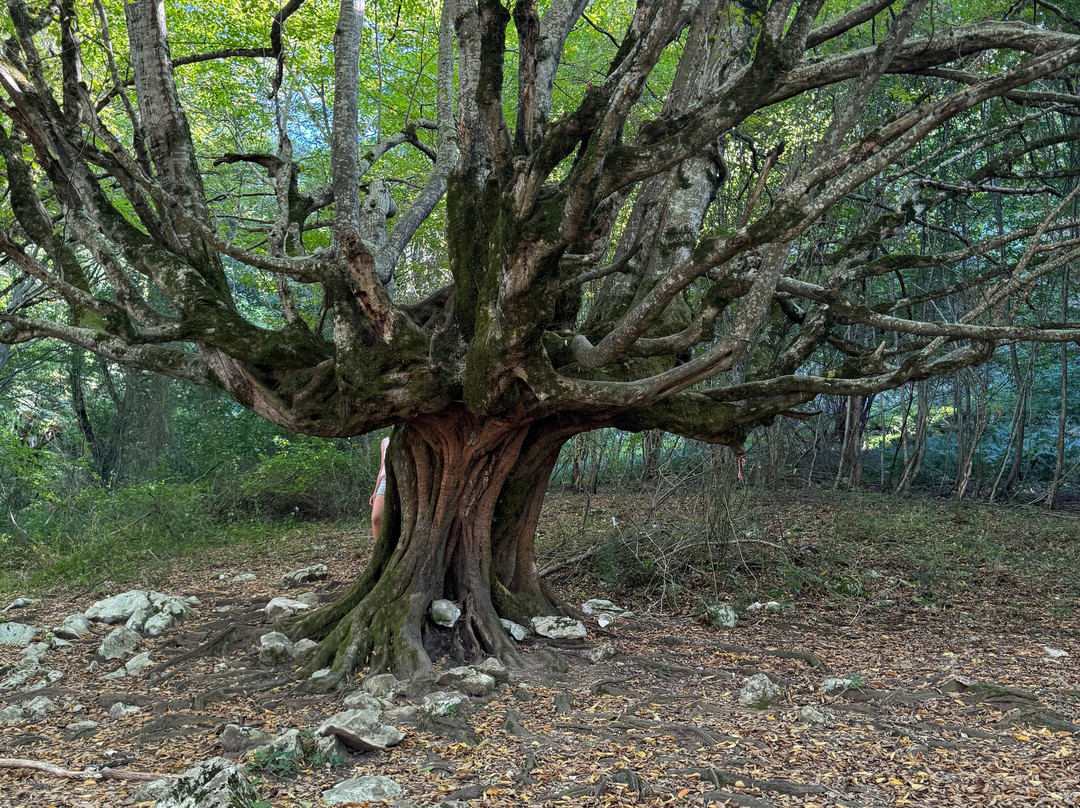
{"left": 746, "top": 600, "right": 784, "bottom": 614}
{"left": 322, "top": 775, "right": 402, "bottom": 805}
{"left": 136, "top": 757, "right": 259, "bottom": 808}
{"left": 531, "top": 616, "right": 587, "bottom": 640}
{"left": 436, "top": 667, "right": 496, "bottom": 697}
{"left": 430, "top": 599, "right": 461, "bottom": 628}
{"left": 739, "top": 673, "right": 783, "bottom": 708}
{"left": 582, "top": 599, "right": 628, "bottom": 627}
{"left": 293, "top": 638, "right": 318, "bottom": 658}
{"left": 500, "top": 619, "right": 528, "bottom": 641}
{"left": 97, "top": 627, "right": 142, "bottom": 661}
{"left": 295, "top": 591, "right": 320, "bottom": 607}
{"left": 0, "top": 705, "right": 25, "bottom": 724}
{"left": 581, "top": 643, "right": 617, "bottom": 663}
{"left": 219, "top": 724, "right": 274, "bottom": 753}
{"left": 259, "top": 632, "right": 297, "bottom": 666}
{"left": 317, "top": 709, "right": 405, "bottom": 752}
{"left": 281, "top": 564, "right": 328, "bottom": 586}
{"left": 422, "top": 691, "right": 467, "bottom": 716}
{"left": 264, "top": 597, "right": 311, "bottom": 622}
{"left": 232, "top": 572, "right": 257, "bottom": 582}
{"left": 705, "top": 602, "right": 738, "bottom": 629}
{"left": 474, "top": 657, "right": 511, "bottom": 684}
{"left": 362, "top": 673, "right": 404, "bottom": 699}
{"left": 53, "top": 614, "right": 92, "bottom": 639}
{"left": 0, "top": 622, "right": 38, "bottom": 646}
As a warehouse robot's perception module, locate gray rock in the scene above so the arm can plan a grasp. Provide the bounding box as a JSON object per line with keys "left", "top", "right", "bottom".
{"left": 136, "top": 757, "right": 258, "bottom": 808}
{"left": 583, "top": 599, "right": 625, "bottom": 614}
{"left": 0, "top": 705, "right": 25, "bottom": 724}
{"left": 53, "top": 614, "right": 92, "bottom": 639}
{"left": 105, "top": 651, "right": 153, "bottom": 679}
{"left": 421, "top": 691, "right": 467, "bottom": 716}
{"left": 2, "top": 597, "right": 36, "bottom": 611}
{"left": 24, "top": 640, "right": 49, "bottom": 662}
{"left": 582, "top": 643, "right": 617, "bottom": 663}
{"left": 97, "top": 627, "right": 141, "bottom": 661}
{"left": 474, "top": 657, "right": 511, "bottom": 684}
{"left": 85, "top": 591, "right": 153, "bottom": 624}
{"left": 318, "top": 709, "right": 405, "bottom": 752}
{"left": 125, "top": 604, "right": 153, "bottom": 633}
{"left": 295, "top": 591, "right": 320, "bottom": 607}
{"left": 232, "top": 572, "right": 257, "bottom": 582}
{"left": 259, "top": 632, "right": 296, "bottom": 666}
{"left": 293, "top": 638, "right": 318, "bottom": 658}
{"left": 108, "top": 702, "right": 140, "bottom": 719}
{"left": 430, "top": 599, "right": 461, "bottom": 628}
{"left": 220, "top": 724, "right": 274, "bottom": 753}
{"left": 0, "top": 656, "right": 40, "bottom": 690}
{"left": 436, "top": 667, "right": 496, "bottom": 697}
{"left": 739, "top": 673, "right": 783, "bottom": 708}
{"left": 706, "top": 602, "right": 738, "bottom": 629}
{"left": 257, "top": 728, "right": 303, "bottom": 759}
{"left": 343, "top": 691, "right": 385, "bottom": 713}
{"left": 65, "top": 720, "right": 100, "bottom": 739}
{"left": 820, "top": 676, "right": 858, "bottom": 694}
{"left": 382, "top": 705, "right": 418, "bottom": 724}
{"left": 314, "top": 732, "right": 350, "bottom": 761}
{"left": 0, "top": 622, "right": 38, "bottom": 646}
{"left": 264, "top": 597, "right": 310, "bottom": 622}
{"left": 500, "top": 619, "right": 528, "bottom": 641}
{"left": 362, "top": 673, "right": 404, "bottom": 699}
{"left": 798, "top": 706, "right": 828, "bottom": 725}
{"left": 143, "top": 610, "right": 182, "bottom": 637}
{"left": 281, "top": 564, "right": 328, "bottom": 586}
{"left": 47, "top": 636, "right": 73, "bottom": 650}
{"left": 531, "top": 616, "right": 587, "bottom": 640}
{"left": 322, "top": 776, "right": 402, "bottom": 805}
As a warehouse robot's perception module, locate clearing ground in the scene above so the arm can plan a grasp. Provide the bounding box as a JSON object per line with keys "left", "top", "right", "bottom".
{"left": 1, "top": 490, "right": 1079, "bottom": 807}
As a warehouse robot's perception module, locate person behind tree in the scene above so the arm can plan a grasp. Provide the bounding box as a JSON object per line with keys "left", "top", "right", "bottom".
{"left": 368, "top": 436, "right": 390, "bottom": 540}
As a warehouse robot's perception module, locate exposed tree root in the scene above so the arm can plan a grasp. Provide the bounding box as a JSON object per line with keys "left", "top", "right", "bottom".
{"left": 0, "top": 757, "right": 172, "bottom": 783}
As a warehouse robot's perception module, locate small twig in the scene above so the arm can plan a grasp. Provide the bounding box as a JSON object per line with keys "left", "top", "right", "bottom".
{"left": 538, "top": 547, "right": 599, "bottom": 578}
{"left": 0, "top": 757, "right": 173, "bottom": 783}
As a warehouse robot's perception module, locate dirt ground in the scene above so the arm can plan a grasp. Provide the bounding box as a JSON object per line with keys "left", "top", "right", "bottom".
{"left": 1, "top": 498, "right": 1079, "bottom": 808}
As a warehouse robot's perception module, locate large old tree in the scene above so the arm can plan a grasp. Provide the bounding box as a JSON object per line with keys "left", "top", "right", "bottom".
{"left": 2, "top": 0, "right": 1080, "bottom": 680}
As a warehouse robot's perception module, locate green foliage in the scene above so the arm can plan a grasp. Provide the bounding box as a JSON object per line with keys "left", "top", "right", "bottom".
{"left": 247, "top": 730, "right": 345, "bottom": 780}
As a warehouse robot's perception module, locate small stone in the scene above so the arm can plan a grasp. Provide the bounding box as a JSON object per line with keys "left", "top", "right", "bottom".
{"left": 500, "top": 619, "right": 528, "bottom": 641}
{"left": 343, "top": 691, "right": 385, "bottom": 713}
{"left": 257, "top": 728, "right": 303, "bottom": 759}
{"left": 421, "top": 691, "right": 467, "bottom": 716}
{"left": 1044, "top": 647, "right": 1069, "bottom": 660}
{"left": 2, "top": 597, "right": 36, "bottom": 611}
{"left": 295, "top": 591, "right": 320, "bottom": 607}
{"left": 53, "top": 614, "right": 92, "bottom": 639}
{"left": 820, "top": 677, "right": 855, "bottom": 695}
{"left": 317, "top": 709, "right": 405, "bottom": 752}
{"left": 739, "top": 673, "right": 783, "bottom": 708}
{"left": 220, "top": 724, "right": 274, "bottom": 753}
{"left": 281, "top": 564, "right": 328, "bottom": 586}
{"left": 264, "top": 597, "right": 311, "bottom": 622}
{"left": 125, "top": 605, "right": 153, "bottom": 633}
{"left": 97, "top": 627, "right": 141, "bottom": 661}
{"left": 48, "top": 636, "right": 73, "bottom": 650}
{"left": 582, "top": 599, "right": 625, "bottom": 614}
{"left": 259, "top": 632, "right": 296, "bottom": 666}
{"left": 309, "top": 668, "right": 340, "bottom": 691}
{"left": 430, "top": 599, "right": 461, "bottom": 628}
{"left": 0, "top": 705, "right": 25, "bottom": 724}
{"left": 474, "top": 657, "right": 511, "bottom": 683}
{"left": 232, "top": 573, "right": 256, "bottom": 582}
{"left": 382, "top": 705, "right": 418, "bottom": 724}
{"left": 705, "top": 603, "right": 738, "bottom": 629}
{"left": 0, "top": 622, "right": 38, "bottom": 646}
{"left": 531, "top": 616, "right": 587, "bottom": 640}
{"left": 65, "top": 720, "right": 100, "bottom": 739}
{"left": 138, "top": 757, "right": 258, "bottom": 808}
{"left": 362, "top": 673, "right": 404, "bottom": 699}
{"left": 798, "top": 706, "right": 827, "bottom": 725}
{"left": 108, "top": 702, "right": 140, "bottom": 719}
{"left": 293, "top": 638, "right": 318, "bottom": 658}
{"left": 322, "top": 776, "right": 402, "bottom": 805}
{"left": 125, "top": 652, "right": 153, "bottom": 676}
{"left": 313, "top": 732, "right": 350, "bottom": 761}
{"left": 581, "top": 643, "right": 617, "bottom": 663}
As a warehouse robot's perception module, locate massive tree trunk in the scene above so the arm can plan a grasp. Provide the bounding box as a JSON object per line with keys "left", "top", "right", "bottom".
{"left": 284, "top": 409, "right": 576, "bottom": 684}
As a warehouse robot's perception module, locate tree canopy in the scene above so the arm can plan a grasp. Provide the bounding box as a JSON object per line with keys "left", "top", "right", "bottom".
{"left": 2, "top": 0, "right": 1080, "bottom": 680}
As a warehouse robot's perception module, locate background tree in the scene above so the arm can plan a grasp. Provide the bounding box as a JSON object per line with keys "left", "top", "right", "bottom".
{"left": 2, "top": 0, "right": 1080, "bottom": 683}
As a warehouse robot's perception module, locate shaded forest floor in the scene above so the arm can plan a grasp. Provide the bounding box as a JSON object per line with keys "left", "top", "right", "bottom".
{"left": 1, "top": 490, "right": 1079, "bottom": 807}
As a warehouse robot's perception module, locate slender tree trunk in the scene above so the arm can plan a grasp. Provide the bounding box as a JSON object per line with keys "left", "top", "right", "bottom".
{"left": 1047, "top": 269, "right": 1070, "bottom": 509}
{"left": 284, "top": 409, "right": 578, "bottom": 685}
{"left": 641, "top": 430, "right": 662, "bottom": 482}
{"left": 898, "top": 380, "right": 929, "bottom": 494}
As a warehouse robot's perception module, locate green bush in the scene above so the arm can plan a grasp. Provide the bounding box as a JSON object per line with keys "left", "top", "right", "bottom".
{"left": 234, "top": 438, "right": 376, "bottom": 520}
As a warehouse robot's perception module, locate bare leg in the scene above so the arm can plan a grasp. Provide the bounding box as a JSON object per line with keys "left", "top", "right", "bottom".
{"left": 371, "top": 494, "right": 385, "bottom": 541}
